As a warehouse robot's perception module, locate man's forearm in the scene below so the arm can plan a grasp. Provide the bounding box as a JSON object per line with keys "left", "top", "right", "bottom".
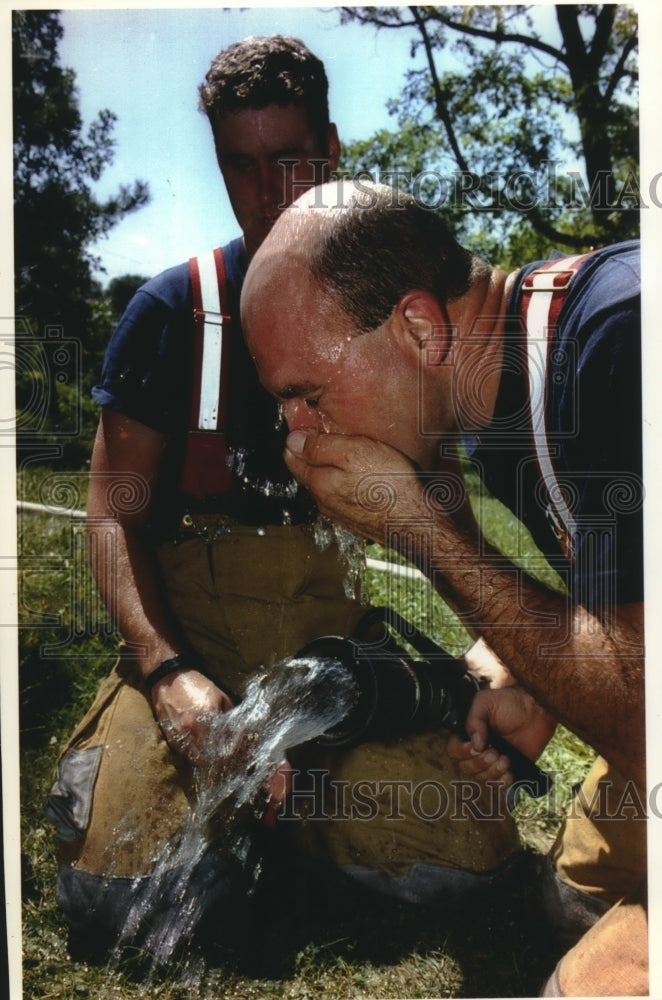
{"left": 88, "top": 515, "right": 191, "bottom": 680}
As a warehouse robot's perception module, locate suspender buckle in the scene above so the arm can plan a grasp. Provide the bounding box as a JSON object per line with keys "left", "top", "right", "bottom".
{"left": 193, "top": 308, "right": 231, "bottom": 325}
{"left": 522, "top": 267, "right": 578, "bottom": 293}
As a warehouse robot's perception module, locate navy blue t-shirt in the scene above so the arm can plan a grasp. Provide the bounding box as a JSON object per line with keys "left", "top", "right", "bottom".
{"left": 92, "top": 237, "right": 316, "bottom": 531}
{"left": 466, "top": 241, "right": 642, "bottom": 613}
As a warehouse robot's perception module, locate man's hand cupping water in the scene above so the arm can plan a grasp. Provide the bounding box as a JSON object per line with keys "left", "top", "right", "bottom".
{"left": 284, "top": 428, "right": 430, "bottom": 543}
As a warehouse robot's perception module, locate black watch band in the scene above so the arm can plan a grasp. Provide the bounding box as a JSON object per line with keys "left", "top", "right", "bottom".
{"left": 145, "top": 652, "right": 205, "bottom": 692}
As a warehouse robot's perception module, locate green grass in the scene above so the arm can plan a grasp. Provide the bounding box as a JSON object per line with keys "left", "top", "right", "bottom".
{"left": 17, "top": 463, "right": 595, "bottom": 999}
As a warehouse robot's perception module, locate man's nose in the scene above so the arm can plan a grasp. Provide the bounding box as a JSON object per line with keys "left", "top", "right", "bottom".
{"left": 257, "top": 161, "right": 283, "bottom": 207}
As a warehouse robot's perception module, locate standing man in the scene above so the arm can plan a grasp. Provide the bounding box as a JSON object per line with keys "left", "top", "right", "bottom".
{"left": 45, "top": 41, "right": 520, "bottom": 958}
{"left": 241, "top": 180, "right": 646, "bottom": 995}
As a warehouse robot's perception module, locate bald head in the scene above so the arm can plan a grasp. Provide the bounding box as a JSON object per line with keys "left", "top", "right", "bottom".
{"left": 242, "top": 179, "right": 480, "bottom": 340}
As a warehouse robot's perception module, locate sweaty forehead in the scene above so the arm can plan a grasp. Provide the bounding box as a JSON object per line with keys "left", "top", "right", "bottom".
{"left": 243, "top": 261, "right": 350, "bottom": 384}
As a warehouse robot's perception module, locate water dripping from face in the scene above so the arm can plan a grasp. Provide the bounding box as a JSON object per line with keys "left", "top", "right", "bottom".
{"left": 275, "top": 402, "right": 285, "bottom": 431}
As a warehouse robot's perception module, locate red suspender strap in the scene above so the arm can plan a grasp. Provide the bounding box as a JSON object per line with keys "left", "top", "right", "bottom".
{"left": 181, "top": 248, "right": 233, "bottom": 499}
{"left": 520, "top": 252, "right": 595, "bottom": 561}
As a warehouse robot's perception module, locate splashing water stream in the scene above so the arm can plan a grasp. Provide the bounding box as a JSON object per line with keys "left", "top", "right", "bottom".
{"left": 111, "top": 656, "right": 358, "bottom": 971}
{"left": 314, "top": 518, "right": 368, "bottom": 602}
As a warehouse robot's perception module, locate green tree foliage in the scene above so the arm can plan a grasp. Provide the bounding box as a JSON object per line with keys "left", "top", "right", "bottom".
{"left": 13, "top": 10, "right": 150, "bottom": 466}
{"left": 107, "top": 273, "right": 150, "bottom": 319}
{"left": 338, "top": 5, "right": 639, "bottom": 265}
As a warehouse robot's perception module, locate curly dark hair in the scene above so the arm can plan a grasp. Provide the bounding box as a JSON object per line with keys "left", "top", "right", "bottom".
{"left": 308, "top": 183, "right": 483, "bottom": 333}
{"left": 199, "top": 35, "right": 330, "bottom": 142}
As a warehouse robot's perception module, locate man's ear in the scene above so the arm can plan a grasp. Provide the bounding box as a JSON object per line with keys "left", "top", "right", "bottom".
{"left": 392, "top": 291, "right": 453, "bottom": 367}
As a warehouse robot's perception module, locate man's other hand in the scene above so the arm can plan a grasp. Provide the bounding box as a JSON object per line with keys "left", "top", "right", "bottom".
{"left": 447, "top": 684, "right": 556, "bottom": 786}
{"left": 152, "top": 669, "right": 234, "bottom": 765}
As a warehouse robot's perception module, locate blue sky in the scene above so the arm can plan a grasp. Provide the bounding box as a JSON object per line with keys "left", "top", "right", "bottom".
{"left": 58, "top": 5, "right": 432, "bottom": 283}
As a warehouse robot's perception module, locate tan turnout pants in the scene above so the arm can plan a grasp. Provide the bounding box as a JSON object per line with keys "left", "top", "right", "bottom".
{"left": 543, "top": 756, "right": 648, "bottom": 995}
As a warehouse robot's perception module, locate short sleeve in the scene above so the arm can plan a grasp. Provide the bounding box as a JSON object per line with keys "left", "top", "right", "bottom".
{"left": 91, "top": 265, "right": 192, "bottom": 434}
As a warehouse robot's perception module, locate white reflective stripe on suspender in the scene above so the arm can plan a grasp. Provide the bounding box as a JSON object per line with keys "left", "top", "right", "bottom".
{"left": 523, "top": 255, "right": 586, "bottom": 548}
{"left": 196, "top": 250, "right": 224, "bottom": 431}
